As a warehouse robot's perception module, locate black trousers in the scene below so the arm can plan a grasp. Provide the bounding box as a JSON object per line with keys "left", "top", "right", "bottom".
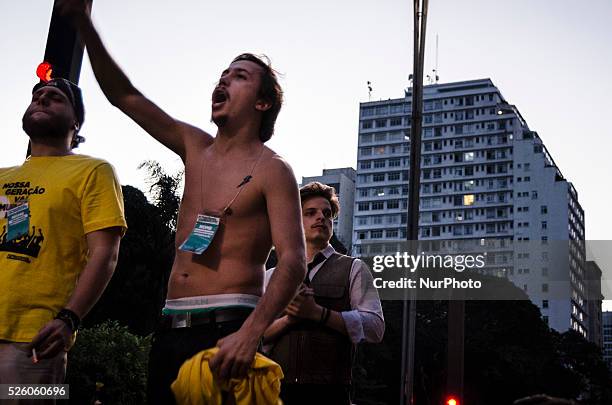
{"left": 280, "top": 383, "right": 351, "bottom": 405}
{"left": 146, "top": 317, "right": 248, "bottom": 405}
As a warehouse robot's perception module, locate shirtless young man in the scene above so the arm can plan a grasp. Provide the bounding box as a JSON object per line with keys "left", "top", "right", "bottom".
{"left": 58, "top": 1, "right": 306, "bottom": 403}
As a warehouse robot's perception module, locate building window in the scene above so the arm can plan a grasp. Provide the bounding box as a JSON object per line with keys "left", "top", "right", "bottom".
{"left": 463, "top": 194, "right": 475, "bottom": 206}
{"left": 376, "top": 119, "right": 387, "bottom": 128}
{"left": 374, "top": 146, "right": 386, "bottom": 155}
{"left": 390, "top": 104, "right": 404, "bottom": 114}
{"left": 388, "top": 172, "right": 401, "bottom": 181}
{"left": 387, "top": 200, "right": 399, "bottom": 209}
{"left": 371, "top": 230, "right": 383, "bottom": 239}
{"left": 358, "top": 217, "right": 368, "bottom": 225}
{"left": 373, "top": 173, "right": 385, "bottom": 182}
{"left": 386, "top": 229, "right": 399, "bottom": 238}
{"left": 542, "top": 221, "right": 548, "bottom": 230}
{"left": 373, "top": 133, "right": 386, "bottom": 143}
{"left": 362, "top": 121, "right": 373, "bottom": 129}
{"left": 389, "top": 132, "right": 404, "bottom": 141}
{"left": 542, "top": 283, "right": 549, "bottom": 293}
{"left": 373, "top": 160, "right": 386, "bottom": 169}
{"left": 360, "top": 147, "right": 372, "bottom": 156}
{"left": 542, "top": 300, "right": 549, "bottom": 309}
{"left": 372, "top": 202, "right": 384, "bottom": 210}
{"left": 359, "top": 189, "right": 368, "bottom": 197}
{"left": 390, "top": 117, "right": 402, "bottom": 126}
{"left": 541, "top": 205, "right": 548, "bottom": 214}
{"left": 362, "top": 107, "right": 375, "bottom": 117}
{"left": 389, "top": 158, "right": 401, "bottom": 167}
{"left": 357, "top": 202, "right": 369, "bottom": 211}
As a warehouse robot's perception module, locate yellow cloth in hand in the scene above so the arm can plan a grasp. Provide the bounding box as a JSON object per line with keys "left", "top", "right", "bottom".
{"left": 171, "top": 347, "right": 284, "bottom": 405}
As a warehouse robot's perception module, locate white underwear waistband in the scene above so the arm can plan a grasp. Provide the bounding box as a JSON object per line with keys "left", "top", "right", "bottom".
{"left": 164, "top": 293, "right": 260, "bottom": 312}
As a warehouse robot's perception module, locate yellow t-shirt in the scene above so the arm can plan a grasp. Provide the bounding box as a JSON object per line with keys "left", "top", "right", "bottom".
{"left": 0, "top": 154, "right": 127, "bottom": 342}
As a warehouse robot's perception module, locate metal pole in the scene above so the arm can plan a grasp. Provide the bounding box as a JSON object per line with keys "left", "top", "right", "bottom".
{"left": 447, "top": 299, "right": 465, "bottom": 403}
{"left": 400, "top": 0, "right": 428, "bottom": 403}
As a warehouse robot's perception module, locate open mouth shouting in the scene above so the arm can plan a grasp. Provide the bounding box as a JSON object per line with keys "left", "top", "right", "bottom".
{"left": 212, "top": 88, "right": 229, "bottom": 110}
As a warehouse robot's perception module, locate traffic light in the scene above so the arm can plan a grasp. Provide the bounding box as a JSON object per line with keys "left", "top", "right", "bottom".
{"left": 40, "top": 0, "right": 92, "bottom": 83}
{"left": 36, "top": 61, "right": 53, "bottom": 82}
{"left": 28, "top": 1, "right": 92, "bottom": 156}
{"left": 445, "top": 396, "right": 459, "bottom": 405}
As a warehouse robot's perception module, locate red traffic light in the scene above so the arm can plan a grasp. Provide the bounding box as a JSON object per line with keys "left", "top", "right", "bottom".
{"left": 36, "top": 61, "right": 53, "bottom": 82}
{"left": 446, "top": 397, "right": 459, "bottom": 405}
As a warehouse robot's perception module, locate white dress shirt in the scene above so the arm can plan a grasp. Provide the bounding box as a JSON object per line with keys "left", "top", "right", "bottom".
{"left": 265, "top": 245, "right": 385, "bottom": 344}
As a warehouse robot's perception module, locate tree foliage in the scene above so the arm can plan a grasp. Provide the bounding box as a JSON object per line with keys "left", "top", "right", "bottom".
{"left": 66, "top": 320, "right": 151, "bottom": 404}
{"left": 85, "top": 182, "right": 177, "bottom": 335}
{"left": 138, "top": 160, "right": 183, "bottom": 231}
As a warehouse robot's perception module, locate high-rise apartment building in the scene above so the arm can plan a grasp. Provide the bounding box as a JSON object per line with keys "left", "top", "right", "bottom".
{"left": 586, "top": 261, "right": 604, "bottom": 348}
{"left": 353, "top": 78, "right": 588, "bottom": 337}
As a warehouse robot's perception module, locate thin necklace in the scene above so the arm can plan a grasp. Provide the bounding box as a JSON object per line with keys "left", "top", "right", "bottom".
{"left": 199, "top": 144, "right": 265, "bottom": 217}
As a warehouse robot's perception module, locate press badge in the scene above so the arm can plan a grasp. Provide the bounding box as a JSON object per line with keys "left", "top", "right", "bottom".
{"left": 179, "top": 214, "right": 220, "bottom": 254}
{"left": 6, "top": 203, "right": 30, "bottom": 242}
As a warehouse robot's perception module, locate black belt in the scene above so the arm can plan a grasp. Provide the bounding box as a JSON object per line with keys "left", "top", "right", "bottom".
{"left": 159, "top": 307, "right": 253, "bottom": 329}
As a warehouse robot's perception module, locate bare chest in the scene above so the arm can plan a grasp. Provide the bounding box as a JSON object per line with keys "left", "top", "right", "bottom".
{"left": 177, "top": 156, "right": 268, "bottom": 239}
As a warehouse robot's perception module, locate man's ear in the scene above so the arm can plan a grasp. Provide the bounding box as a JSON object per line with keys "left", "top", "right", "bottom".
{"left": 255, "top": 99, "right": 272, "bottom": 112}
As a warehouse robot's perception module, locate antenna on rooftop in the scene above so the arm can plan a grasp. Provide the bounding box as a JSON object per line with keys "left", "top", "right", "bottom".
{"left": 426, "top": 35, "right": 440, "bottom": 85}
{"left": 367, "top": 81, "right": 373, "bottom": 100}
{"left": 433, "top": 34, "right": 440, "bottom": 83}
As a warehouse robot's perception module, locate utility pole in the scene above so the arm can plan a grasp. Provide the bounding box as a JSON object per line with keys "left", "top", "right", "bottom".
{"left": 400, "top": 0, "right": 428, "bottom": 403}
{"left": 447, "top": 298, "right": 465, "bottom": 403}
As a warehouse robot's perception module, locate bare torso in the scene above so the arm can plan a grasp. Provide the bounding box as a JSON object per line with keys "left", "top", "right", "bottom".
{"left": 167, "top": 139, "right": 275, "bottom": 299}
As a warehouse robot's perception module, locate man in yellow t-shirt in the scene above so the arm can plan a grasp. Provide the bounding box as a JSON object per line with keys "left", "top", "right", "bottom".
{"left": 0, "top": 78, "right": 127, "bottom": 389}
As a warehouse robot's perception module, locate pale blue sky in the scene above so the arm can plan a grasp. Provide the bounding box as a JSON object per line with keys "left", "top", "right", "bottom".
{"left": 1, "top": 0, "right": 611, "bottom": 303}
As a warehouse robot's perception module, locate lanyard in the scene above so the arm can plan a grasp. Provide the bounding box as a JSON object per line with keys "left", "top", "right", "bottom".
{"left": 199, "top": 144, "right": 265, "bottom": 217}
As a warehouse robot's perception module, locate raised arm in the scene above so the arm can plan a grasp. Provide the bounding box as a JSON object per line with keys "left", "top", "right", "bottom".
{"left": 57, "top": 0, "right": 211, "bottom": 160}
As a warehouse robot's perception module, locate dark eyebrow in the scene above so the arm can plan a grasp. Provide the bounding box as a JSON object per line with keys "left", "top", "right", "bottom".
{"left": 32, "top": 87, "right": 67, "bottom": 100}
{"left": 235, "top": 68, "right": 251, "bottom": 76}
{"left": 221, "top": 67, "right": 252, "bottom": 77}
